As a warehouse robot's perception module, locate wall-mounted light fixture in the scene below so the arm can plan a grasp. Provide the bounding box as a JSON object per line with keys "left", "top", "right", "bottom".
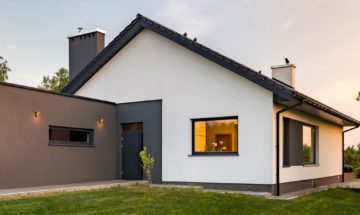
{"left": 34, "top": 111, "right": 40, "bottom": 118}
{"left": 98, "top": 118, "right": 104, "bottom": 126}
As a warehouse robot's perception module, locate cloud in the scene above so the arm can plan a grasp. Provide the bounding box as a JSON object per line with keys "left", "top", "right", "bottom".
{"left": 6, "top": 44, "right": 17, "bottom": 50}
{"left": 281, "top": 20, "right": 294, "bottom": 29}
{"left": 310, "top": 0, "right": 325, "bottom": 10}
{"left": 156, "top": 0, "right": 219, "bottom": 37}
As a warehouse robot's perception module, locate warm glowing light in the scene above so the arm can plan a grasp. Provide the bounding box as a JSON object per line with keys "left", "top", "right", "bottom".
{"left": 98, "top": 118, "right": 104, "bottom": 125}
{"left": 34, "top": 111, "right": 40, "bottom": 118}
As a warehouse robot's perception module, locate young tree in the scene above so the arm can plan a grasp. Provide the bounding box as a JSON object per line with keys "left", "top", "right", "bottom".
{"left": 139, "top": 147, "right": 155, "bottom": 184}
{"left": 39, "top": 68, "right": 69, "bottom": 92}
{"left": 0, "top": 56, "right": 11, "bottom": 82}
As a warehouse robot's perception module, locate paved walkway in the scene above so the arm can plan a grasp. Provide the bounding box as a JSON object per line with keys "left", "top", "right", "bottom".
{"left": 268, "top": 180, "right": 360, "bottom": 200}
{"left": 0, "top": 180, "right": 146, "bottom": 198}
{"left": 1, "top": 179, "right": 359, "bottom": 200}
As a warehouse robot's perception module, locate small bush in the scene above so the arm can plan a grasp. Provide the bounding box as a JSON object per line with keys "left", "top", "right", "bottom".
{"left": 344, "top": 144, "right": 360, "bottom": 172}
{"left": 139, "top": 147, "right": 155, "bottom": 184}
{"left": 355, "top": 167, "right": 360, "bottom": 178}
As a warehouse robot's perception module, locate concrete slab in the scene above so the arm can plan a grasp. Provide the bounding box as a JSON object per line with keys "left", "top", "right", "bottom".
{"left": 1, "top": 179, "right": 359, "bottom": 200}
{"left": 151, "top": 184, "right": 271, "bottom": 197}
{"left": 203, "top": 189, "right": 272, "bottom": 197}
{"left": 268, "top": 180, "right": 360, "bottom": 200}
{"left": 150, "top": 184, "right": 204, "bottom": 190}
{"left": 0, "top": 180, "right": 147, "bottom": 198}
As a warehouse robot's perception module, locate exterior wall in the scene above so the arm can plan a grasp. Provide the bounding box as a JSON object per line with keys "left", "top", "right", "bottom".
{"left": 274, "top": 175, "right": 342, "bottom": 195}
{"left": 0, "top": 84, "right": 118, "bottom": 189}
{"left": 75, "top": 29, "right": 274, "bottom": 185}
{"left": 117, "top": 100, "right": 162, "bottom": 183}
{"left": 273, "top": 104, "right": 343, "bottom": 184}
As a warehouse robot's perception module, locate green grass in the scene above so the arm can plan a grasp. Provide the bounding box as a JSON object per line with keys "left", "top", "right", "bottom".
{"left": 0, "top": 185, "right": 360, "bottom": 215}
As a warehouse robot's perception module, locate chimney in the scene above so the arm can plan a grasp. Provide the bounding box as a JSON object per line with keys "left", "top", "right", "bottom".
{"left": 271, "top": 63, "right": 296, "bottom": 88}
{"left": 68, "top": 29, "right": 106, "bottom": 80}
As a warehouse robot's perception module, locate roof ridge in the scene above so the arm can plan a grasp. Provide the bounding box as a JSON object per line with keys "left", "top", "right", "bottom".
{"left": 61, "top": 14, "right": 359, "bottom": 126}
{"left": 63, "top": 15, "right": 143, "bottom": 90}
{"left": 64, "top": 14, "right": 293, "bottom": 98}
{"left": 134, "top": 14, "right": 295, "bottom": 97}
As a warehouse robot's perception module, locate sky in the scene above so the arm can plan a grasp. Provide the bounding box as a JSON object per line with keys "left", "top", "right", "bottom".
{"left": 1, "top": 0, "right": 360, "bottom": 146}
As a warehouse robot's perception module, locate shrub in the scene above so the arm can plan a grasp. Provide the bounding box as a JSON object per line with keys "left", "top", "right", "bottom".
{"left": 139, "top": 147, "right": 155, "bottom": 184}
{"left": 344, "top": 144, "right": 360, "bottom": 172}
{"left": 355, "top": 167, "right": 360, "bottom": 178}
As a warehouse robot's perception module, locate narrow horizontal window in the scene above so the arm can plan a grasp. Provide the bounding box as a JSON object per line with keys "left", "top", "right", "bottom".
{"left": 49, "top": 126, "right": 93, "bottom": 146}
{"left": 192, "top": 117, "right": 238, "bottom": 155}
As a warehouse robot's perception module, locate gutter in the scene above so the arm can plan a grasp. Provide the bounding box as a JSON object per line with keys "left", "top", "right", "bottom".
{"left": 275, "top": 100, "right": 304, "bottom": 196}
{"left": 342, "top": 126, "right": 359, "bottom": 182}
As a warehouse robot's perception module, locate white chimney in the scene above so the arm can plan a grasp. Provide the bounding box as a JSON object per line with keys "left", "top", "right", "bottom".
{"left": 271, "top": 63, "right": 296, "bottom": 88}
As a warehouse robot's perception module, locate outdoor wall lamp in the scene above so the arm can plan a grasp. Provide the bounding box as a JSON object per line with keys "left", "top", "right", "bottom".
{"left": 34, "top": 111, "right": 40, "bottom": 118}
{"left": 98, "top": 118, "right": 104, "bottom": 126}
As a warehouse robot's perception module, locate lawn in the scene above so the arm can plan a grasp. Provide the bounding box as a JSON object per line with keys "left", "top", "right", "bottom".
{"left": 0, "top": 185, "right": 359, "bottom": 215}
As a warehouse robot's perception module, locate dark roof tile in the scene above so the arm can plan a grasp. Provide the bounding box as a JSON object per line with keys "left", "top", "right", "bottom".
{"left": 62, "top": 14, "right": 359, "bottom": 126}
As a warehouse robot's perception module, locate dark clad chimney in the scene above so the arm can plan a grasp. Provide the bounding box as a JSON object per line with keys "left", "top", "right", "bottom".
{"left": 68, "top": 29, "right": 106, "bottom": 80}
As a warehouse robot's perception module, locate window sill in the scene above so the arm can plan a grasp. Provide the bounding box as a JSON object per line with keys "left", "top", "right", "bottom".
{"left": 283, "top": 165, "right": 291, "bottom": 168}
{"left": 303, "top": 164, "right": 319, "bottom": 167}
{"left": 48, "top": 142, "right": 95, "bottom": 148}
{"left": 188, "top": 152, "right": 239, "bottom": 157}
{"left": 282, "top": 164, "right": 319, "bottom": 168}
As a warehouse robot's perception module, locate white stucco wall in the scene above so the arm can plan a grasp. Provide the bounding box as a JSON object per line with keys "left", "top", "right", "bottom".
{"left": 273, "top": 105, "right": 343, "bottom": 183}
{"left": 75, "top": 29, "right": 274, "bottom": 184}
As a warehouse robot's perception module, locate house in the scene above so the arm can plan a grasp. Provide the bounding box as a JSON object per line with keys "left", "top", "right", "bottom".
{"left": 0, "top": 14, "right": 358, "bottom": 195}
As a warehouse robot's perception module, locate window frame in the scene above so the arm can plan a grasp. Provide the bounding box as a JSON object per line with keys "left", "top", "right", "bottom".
{"left": 282, "top": 118, "right": 318, "bottom": 167}
{"left": 191, "top": 116, "right": 239, "bottom": 156}
{"left": 48, "top": 125, "right": 95, "bottom": 147}
{"left": 301, "top": 123, "right": 317, "bottom": 165}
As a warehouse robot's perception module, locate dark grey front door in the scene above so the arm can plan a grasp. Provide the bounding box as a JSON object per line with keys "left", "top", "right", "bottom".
{"left": 122, "top": 123, "right": 143, "bottom": 180}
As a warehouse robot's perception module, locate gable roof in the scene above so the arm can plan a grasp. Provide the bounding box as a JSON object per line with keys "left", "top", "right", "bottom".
{"left": 62, "top": 14, "right": 360, "bottom": 127}
{"left": 62, "top": 14, "right": 295, "bottom": 98}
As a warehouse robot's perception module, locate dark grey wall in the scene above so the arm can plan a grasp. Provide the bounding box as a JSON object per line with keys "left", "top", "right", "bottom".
{"left": 117, "top": 100, "right": 162, "bottom": 183}
{"left": 69, "top": 31, "right": 105, "bottom": 80}
{"left": 0, "top": 83, "right": 118, "bottom": 189}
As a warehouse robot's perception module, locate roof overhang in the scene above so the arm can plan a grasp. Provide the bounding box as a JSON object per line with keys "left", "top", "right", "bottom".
{"left": 62, "top": 14, "right": 297, "bottom": 98}
{"left": 61, "top": 14, "right": 360, "bottom": 128}
{"left": 274, "top": 94, "right": 360, "bottom": 127}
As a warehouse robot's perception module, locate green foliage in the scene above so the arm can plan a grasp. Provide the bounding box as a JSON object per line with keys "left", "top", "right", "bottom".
{"left": 139, "top": 147, "right": 155, "bottom": 184}
{"left": 344, "top": 144, "right": 360, "bottom": 177}
{"left": 0, "top": 56, "right": 11, "bottom": 82}
{"left": 1, "top": 186, "right": 360, "bottom": 214}
{"left": 303, "top": 145, "right": 311, "bottom": 163}
{"left": 355, "top": 167, "right": 360, "bottom": 178}
{"left": 38, "top": 68, "right": 69, "bottom": 92}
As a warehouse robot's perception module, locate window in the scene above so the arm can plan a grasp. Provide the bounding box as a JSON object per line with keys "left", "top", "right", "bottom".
{"left": 49, "top": 126, "right": 93, "bottom": 146}
{"left": 302, "top": 125, "right": 316, "bottom": 164}
{"left": 192, "top": 117, "right": 238, "bottom": 155}
{"left": 283, "top": 118, "right": 317, "bottom": 166}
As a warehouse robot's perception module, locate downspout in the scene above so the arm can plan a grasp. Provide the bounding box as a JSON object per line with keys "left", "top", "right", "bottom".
{"left": 342, "top": 125, "right": 359, "bottom": 182}
{"left": 275, "top": 100, "right": 304, "bottom": 196}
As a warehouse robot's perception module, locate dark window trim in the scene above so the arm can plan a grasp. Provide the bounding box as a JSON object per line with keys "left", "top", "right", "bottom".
{"left": 283, "top": 118, "right": 318, "bottom": 166}
{"left": 189, "top": 152, "right": 239, "bottom": 156}
{"left": 191, "top": 116, "right": 239, "bottom": 156}
{"left": 302, "top": 124, "right": 317, "bottom": 165}
{"left": 48, "top": 125, "right": 94, "bottom": 147}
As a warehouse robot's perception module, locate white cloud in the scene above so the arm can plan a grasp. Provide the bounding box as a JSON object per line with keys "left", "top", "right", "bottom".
{"left": 155, "top": 0, "right": 221, "bottom": 38}
{"left": 6, "top": 44, "right": 17, "bottom": 50}
{"left": 310, "top": 0, "right": 325, "bottom": 10}
{"left": 281, "top": 20, "right": 294, "bottom": 29}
